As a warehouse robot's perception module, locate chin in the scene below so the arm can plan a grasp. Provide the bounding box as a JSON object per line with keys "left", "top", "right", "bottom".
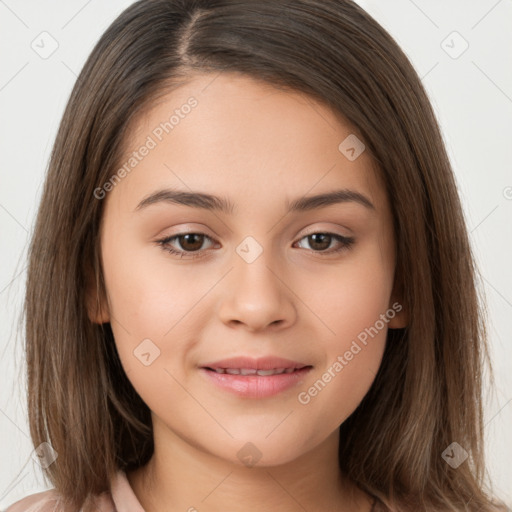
{"left": 211, "top": 436, "right": 311, "bottom": 469}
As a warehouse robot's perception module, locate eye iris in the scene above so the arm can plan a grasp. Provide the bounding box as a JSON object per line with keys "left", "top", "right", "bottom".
{"left": 180, "top": 233, "right": 204, "bottom": 251}
{"left": 309, "top": 233, "right": 331, "bottom": 251}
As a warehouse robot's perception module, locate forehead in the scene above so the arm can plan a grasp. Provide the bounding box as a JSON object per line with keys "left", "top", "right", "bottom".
{"left": 109, "top": 72, "right": 387, "bottom": 215}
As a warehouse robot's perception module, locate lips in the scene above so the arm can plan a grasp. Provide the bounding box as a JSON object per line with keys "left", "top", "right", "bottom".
{"left": 200, "top": 357, "right": 313, "bottom": 398}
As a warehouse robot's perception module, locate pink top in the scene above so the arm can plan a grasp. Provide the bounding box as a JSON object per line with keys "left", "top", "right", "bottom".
{"left": 4, "top": 470, "right": 145, "bottom": 512}
{"left": 5, "top": 471, "right": 382, "bottom": 511}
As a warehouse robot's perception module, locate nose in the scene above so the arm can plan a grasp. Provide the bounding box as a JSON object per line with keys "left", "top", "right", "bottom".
{"left": 217, "top": 248, "right": 297, "bottom": 333}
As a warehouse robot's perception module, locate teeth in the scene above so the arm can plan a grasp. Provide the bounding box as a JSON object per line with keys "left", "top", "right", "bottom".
{"left": 256, "top": 368, "right": 290, "bottom": 377}
{"left": 257, "top": 368, "right": 286, "bottom": 376}
{"left": 255, "top": 369, "right": 274, "bottom": 376}
{"left": 210, "top": 367, "right": 295, "bottom": 376}
{"left": 240, "top": 368, "right": 257, "bottom": 375}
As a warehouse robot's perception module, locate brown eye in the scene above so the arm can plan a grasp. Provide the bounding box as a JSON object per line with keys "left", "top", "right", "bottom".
{"left": 156, "top": 232, "right": 216, "bottom": 259}
{"left": 294, "top": 232, "right": 355, "bottom": 254}
{"left": 176, "top": 233, "right": 206, "bottom": 252}
{"left": 306, "top": 233, "right": 332, "bottom": 251}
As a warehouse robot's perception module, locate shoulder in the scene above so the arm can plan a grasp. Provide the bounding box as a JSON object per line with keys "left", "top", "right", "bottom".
{"left": 3, "top": 489, "right": 65, "bottom": 512}
{"left": 3, "top": 488, "right": 116, "bottom": 512}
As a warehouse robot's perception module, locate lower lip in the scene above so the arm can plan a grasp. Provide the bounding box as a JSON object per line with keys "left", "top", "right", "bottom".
{"left": 200, "top": 367, "right": 312, "bottom": 398}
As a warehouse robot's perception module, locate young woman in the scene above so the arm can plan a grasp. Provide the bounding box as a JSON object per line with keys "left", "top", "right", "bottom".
{"left": 7, "top": 0, "right": 509, "bottom": 511}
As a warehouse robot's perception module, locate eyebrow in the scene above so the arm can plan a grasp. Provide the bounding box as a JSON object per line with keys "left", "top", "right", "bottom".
{"left": 134, "top": 187, "right": 375, "bottom": 214}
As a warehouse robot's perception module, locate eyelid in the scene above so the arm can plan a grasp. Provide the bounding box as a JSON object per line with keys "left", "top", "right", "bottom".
{"left": 157, "top": 221, "right": 352, "bottom": 240}
{"left": 155, "top": 227, "right": 355, "bottom": 259}
{"left": 299, "top": 224, "right": 353, "bottom": 238}
{"left": 155, "top": 224, "right": 352, "bottom": 246}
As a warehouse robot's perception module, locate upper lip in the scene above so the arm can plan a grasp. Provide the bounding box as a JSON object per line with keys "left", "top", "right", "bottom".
{"left": 201, "top": 356, "right": 311, "bottom": 371}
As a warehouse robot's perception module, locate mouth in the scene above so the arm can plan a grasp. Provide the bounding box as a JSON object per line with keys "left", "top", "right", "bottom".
{"left": 199, "top": 356, "right": 313, "bottom": 398}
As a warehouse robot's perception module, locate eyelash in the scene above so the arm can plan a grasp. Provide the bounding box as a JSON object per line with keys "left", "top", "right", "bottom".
{"left": 155, "top": 231, "right": 355, "bottom": 259}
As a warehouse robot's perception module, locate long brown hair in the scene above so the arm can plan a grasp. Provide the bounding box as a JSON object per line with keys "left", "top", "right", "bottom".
{"left": 24, "top": 0, "right": 507, "bottom": 510}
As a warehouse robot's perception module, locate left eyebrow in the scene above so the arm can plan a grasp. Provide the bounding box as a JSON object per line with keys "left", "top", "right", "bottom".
{"left": 134, "top": 187, "right": 375, "bottom": 214}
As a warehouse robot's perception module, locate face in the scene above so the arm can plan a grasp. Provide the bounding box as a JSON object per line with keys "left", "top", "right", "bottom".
{"left": 91, "top": 72, "right": 405, "bottom": 467}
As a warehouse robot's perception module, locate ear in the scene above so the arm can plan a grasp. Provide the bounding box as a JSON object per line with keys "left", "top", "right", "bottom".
{"left": 387, "top": 279, "right": 407, "bottom": 329}
{"left": 85, "top": 263, "right": 110, "bottom": 325}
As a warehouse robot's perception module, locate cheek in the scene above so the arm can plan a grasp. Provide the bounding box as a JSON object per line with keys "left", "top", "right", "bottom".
{"left": 99, "top": 233, "right": 190, "bottom": 386}
{"left": 296, "top": 305, "right": 388, "bottom": 433}
{"left": 102, "top": 233, "right": 199, "bottom": 336}
{"left": 295, "top": 342, "right": 385, "bottom": 437}
{"left": 293, "top": 250, "right": 393, "bottom": 424}
{"left": 295, "top": 242, "right": 394, "bottom": 346}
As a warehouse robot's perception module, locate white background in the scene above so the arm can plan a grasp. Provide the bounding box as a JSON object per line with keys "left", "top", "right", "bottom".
{"left": 0, "top": 0, "right": 510, "bottom": 508}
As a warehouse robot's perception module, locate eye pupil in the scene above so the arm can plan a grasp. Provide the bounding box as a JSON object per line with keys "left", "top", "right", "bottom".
{"left": 309, "top": 233, "right": 331, "bottom": 251}
{"left": 180, "top": 233, "right": 204, "bottom": 251}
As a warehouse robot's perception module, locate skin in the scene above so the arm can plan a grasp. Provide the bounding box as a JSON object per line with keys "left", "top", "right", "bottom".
{"left": 88, "top": 72, "right": 407, "bottom": 512}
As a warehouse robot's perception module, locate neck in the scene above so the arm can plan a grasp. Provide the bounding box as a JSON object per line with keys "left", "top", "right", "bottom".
{"left": 127, "top": 418, "right": 373, "bottom": 512}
